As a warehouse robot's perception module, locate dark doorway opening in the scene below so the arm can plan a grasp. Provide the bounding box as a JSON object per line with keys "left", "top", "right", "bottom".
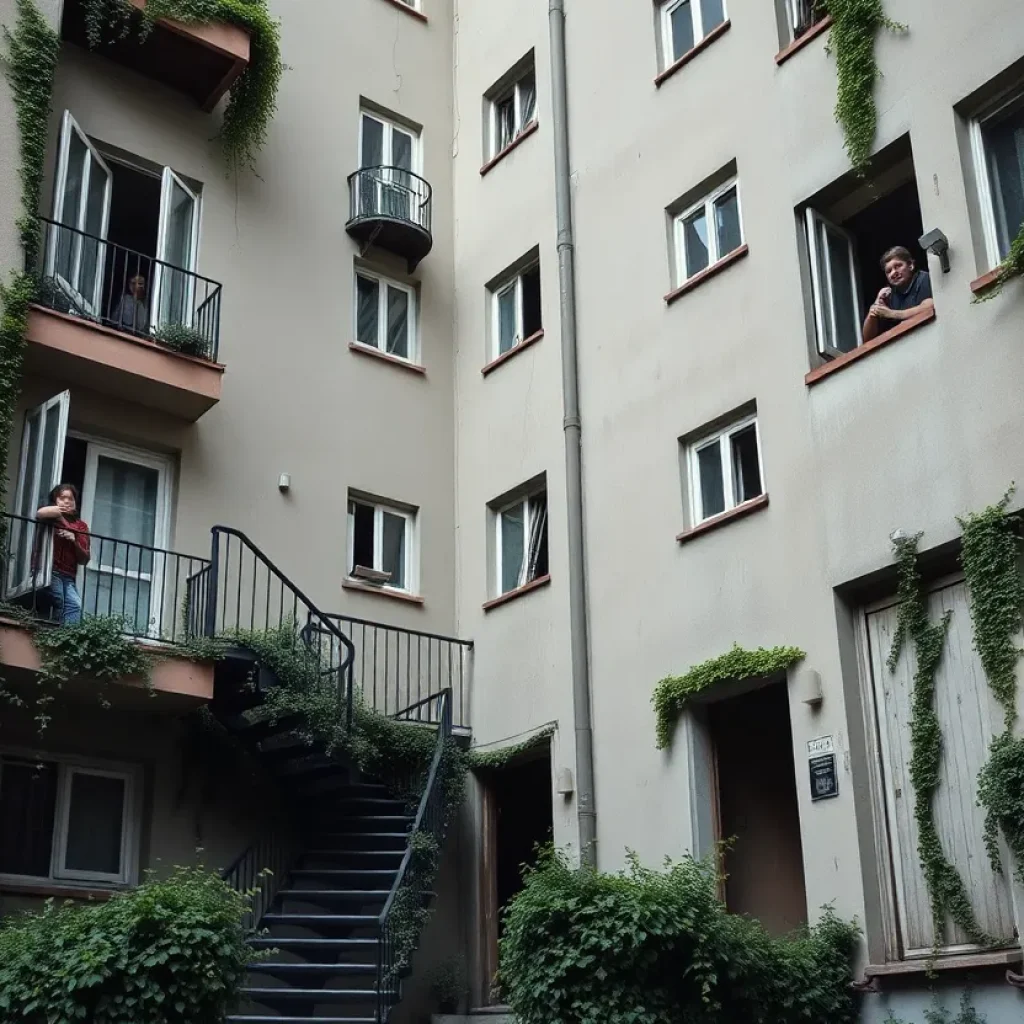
{"left": 103, "top": 160, "right": 161, "bottom": 325}
{"left": 708, "top": 681, "right": 807, "bottom": 936}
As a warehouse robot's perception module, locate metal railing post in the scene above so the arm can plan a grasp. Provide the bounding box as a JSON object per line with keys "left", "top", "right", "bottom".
{"left": 205, "top": 529, "right": 220, "bottom": 638}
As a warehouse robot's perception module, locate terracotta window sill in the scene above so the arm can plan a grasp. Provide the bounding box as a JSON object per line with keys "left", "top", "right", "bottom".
{"left": 970, "top": 266, "right": 1007, "bottom": 295}
{"left": 482, "top": 574, "right": 551, "bottom": 612}
{"left": 342, "top": 579, "right": 425, "bottom": 605}
{"left": 379, "top": 0, "right": 427, "bottom": 22}
{"left": 481, "top": 330, "right": 544, "bottom": 376}
{"left": 859, "top": 948, "right": 1021, "bottom": 986}
{"left": 0, "top": 880, "right": 121, "bottom": 901}
{"left": 677, "top": 494, "right": 769, "bottom": 545}
{"left": 349, "top": 341, "right": 426, "bottom": 376}
{"left": 664, "top": 245, "right": 749, "bottom": 306}
{"left": 775, "top": 16, "right": 832, "bottom": 66}
{"left": 655, "top": 20, "right": 731, "bottom": 87}
{"left": 480, "top": 121, "right": 539, "bottom": 177}
{"left": 804, "top": 307, "right": 936, "bottom": 386}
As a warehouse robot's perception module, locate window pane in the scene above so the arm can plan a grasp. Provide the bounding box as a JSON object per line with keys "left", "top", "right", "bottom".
{"left": 497, "top": 284, "right": 518, "bottom": 355}
{"left": 825, "top": 226, "right": 859, "bottom": 353}
{"left": 56, "top": 131, "right": 87, "bottom": 283}
{"left": 360, "top": 115, "right": 384, "bottom": 167}
{"left": 496, "top": 96, "right": 515, "bottom": 151}
{"left": 696, "top": 442, "right": 726, "bottom": 519}
{"left": 669, "top": 0, "right": 695, "bottom": 60}
{"left": 983, "top": 104, "right": 1024, "bottom": 260}
{"left": 500, "top": 504, "right": 525, "bottom": 593}
{"left": 518, "top": 72, "right": 537, "bottom": 129}
{"left": 730, "top": 425, "right": 763, "bottom": 504}
{"left": 64, "top": 772, "right": 124, "bottom": 876}
{"left": 381, "top": 512, "right": 406, "bottom": 590}
{"left": 392, "top": 128, "right": 414, "bottom": 172}
{"left": 351, "top": 501, "right": 375, "bottom": 571}
{"left": 356, "top": 275, "right": 380, "bottom": 347}
{"left": 90, "top": 456, "right": 159, "bottom": 571}
{"left": 385, "top": 286, "right": 410, "bottom": 358}
{"left": 700, "top": 0, "right": 725, "bottom": 34}
{"left": 683, "top": 209, "right": 709, "bottom": 279}
{"left": 714, "top": 187, "right": 742, "bottom": 258}
{"left": 522, "top": 265, "right": 542, "bottom": 337}
{"left": 527, "top": 492, "right": 549, "bottom": 581}
{"left": 17, "top": 410, "right": 40, "bottom": 519}
{"left": 0, "top": 760, "right": 57, "bottom": 877}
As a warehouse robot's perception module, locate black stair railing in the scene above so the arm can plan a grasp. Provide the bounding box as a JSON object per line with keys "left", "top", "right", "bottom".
{"left": 204, "top": 526, "right": 356, "bottom": 729}
{"left": 221, "top": 831, "right": 297, "bottom": 931}
{"left": 376, "top": 688, "right": 453, "bottom": 1021}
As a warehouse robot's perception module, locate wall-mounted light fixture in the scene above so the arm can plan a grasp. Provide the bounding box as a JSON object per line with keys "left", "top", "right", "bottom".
{"left": 556, "top": 767, "right": 575, "bottom": 797}
{"left": 278, "top": 473, "right": 291, "bottom": 493}
{"left": 795, "top": 667, "right": 823, "bottom": 708}
{"left": 919, "top": 228, "right": 950, "bottom": 273}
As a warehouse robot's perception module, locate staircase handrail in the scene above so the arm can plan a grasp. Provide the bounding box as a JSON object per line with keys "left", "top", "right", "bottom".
{"left": 376, "top": 688, "right": 453, "bottom": 1019}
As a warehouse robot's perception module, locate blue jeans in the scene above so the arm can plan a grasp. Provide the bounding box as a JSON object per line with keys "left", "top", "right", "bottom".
{"left": 49, "top": 573, "right": 83, "bottom": 625}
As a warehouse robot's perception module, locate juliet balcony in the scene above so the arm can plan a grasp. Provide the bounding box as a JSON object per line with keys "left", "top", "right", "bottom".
{"left": 345, "top": 166, "right": 434, "bottom": 270}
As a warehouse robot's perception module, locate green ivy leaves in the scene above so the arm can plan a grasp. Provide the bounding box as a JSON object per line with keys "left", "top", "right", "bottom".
{"left": 467, "top": 726, "right": 555, "bottom": 770}
{"left": 652, "top": 644, "right": 805, "bottom": 749}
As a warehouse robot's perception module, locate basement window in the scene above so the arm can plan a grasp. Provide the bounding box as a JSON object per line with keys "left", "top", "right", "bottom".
{"left": 347, "top": 497, "right": 416, "bottom": 593}
{"left": 495, "top": 488, "right": 548, "bottom": 595}
{"left": 685, "top": 414, "right": 763, "bottom": 524}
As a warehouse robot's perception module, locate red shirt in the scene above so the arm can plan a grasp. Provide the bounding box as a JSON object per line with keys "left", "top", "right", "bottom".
{"left": 51, "top": 518, "right": 90, "bottom": 577}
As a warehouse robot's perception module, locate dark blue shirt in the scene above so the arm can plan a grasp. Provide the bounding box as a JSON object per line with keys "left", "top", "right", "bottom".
{"left": 887, "top": 270, "right": 932, "bottom": 311}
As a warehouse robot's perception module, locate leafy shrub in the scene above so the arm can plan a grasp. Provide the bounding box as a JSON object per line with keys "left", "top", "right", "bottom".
{"left": 154, "top": 322, "right": 212, "bottom": 359}
{"left": 499, "top": 849, "right": 860, "bottom": 1024}
{"left": 0, "top": 865, "right": 255, "bottom": 1024}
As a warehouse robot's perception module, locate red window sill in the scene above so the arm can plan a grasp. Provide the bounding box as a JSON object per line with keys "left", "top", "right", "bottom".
{"left": 480, "top": 121, "right": 539, "bottom": 177}
{"left": 970, "top": 266, "right": 1007, "bottom": 295}
{"left": 676, "top": 493, "right": 769, "bottom": 545}
{"left": 481, "top": 329, "right": 544, "bottom": 376}
{"left": 775, "top": 16, "right": 832, "bottom": 66}
{"left": 342, "top": 579, "right": 425, "bottom": 605}
{"left": 349, "top": 341, "right": 426, "bottom": 376}
{"left": 664, "top": 245, "right": 749, "bottom": 306}
{"left": 482, "top": 574, "right": 551, "bottom": 612}
{"left": 804, "top": 307, "right": 936, "bottom": 386}
{"left": 654, "top": 20, "right": 731, "bottom": 87}
{"left": 378, "top": 0, "right": 427, "bottom": 22}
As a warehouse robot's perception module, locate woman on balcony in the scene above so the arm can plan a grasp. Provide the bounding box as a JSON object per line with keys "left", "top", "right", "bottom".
{"left": 36, "top": 483, "right": 91, "bottom": 625}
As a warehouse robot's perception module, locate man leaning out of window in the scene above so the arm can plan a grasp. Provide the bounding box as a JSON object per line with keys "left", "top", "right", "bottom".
{"left": 862, "top": 245, "right": 934, "bottom": 343}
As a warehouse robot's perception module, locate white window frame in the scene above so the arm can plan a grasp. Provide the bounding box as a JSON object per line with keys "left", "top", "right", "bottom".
{"left": 970, "top": 89, "right": 1024, "bottom": 270}
{"left": 347, "top": 498, "right": 417, "bottom": 595}
{"left": 660, "top": 0, "right": 727, "bottom": 68}
{"left": 804, "top": 207, "right": 862, "bottom": 357}
{"left": 674, "top": 178, "right": 743, "bottom": 286}
{"left": 686, "top": 415, "right": 764, "bottom": 525}
{"left": 153, "top": 166, "right": 202, "bottom": 330}
{"left": 489, "top": 69, "right": 537, "bottom": 159}
{"left": 495, "top": 489, "right": 547, "bottom": 596}
{"left": 786, "top": 0, "right": 825, "bottom": 41}
{"left": 0, "top": 749, "right": 141, "bottom": 888}
{"left": 353, "top": 269, "right": 418, "bottom": 362}
{"left": 491, "top": 263, "right": 540, "bottom": 358}
{"left": 358, "top": 110, "right": 422, "bottom": 175}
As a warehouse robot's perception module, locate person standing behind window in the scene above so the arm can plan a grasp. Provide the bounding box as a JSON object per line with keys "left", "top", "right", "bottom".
{"left": 36, "top": 483, "right": 90, "bottom": 625}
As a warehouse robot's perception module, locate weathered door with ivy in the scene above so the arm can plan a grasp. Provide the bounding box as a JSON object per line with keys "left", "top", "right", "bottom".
{"left": 864, "top": 579, "right": 1016, "bottom": 957}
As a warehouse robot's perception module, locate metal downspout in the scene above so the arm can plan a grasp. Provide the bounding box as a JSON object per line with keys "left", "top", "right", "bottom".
{"left": 548, "top": 0, "right": 597, "bottom": 868}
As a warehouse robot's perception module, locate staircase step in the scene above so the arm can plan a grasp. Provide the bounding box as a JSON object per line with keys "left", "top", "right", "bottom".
{"left": 304, "top": 832, "right": 410, "bottom": 852}
{"left": 276, "top": 758, "right": 344, "bottom": 780}
{"left": 242, "top": 987, "right": 383, "bottom": 1003}
{"left": 220, "top": 711, "right": 306, "bottom": 743}
{"left": 261, "top": 913, "right": 379, "bottom": 929}
{"left": 325, "top": 797, "right": 409, "bottom": 813}
{"left": 248, "top": 937, "right": 377, "bottom": 952}
{"left": 290, "top": 857, "right": 402, "bottom": 877}
{"left": 248, "top": 962, "right": 378, "bottom": 978}
{"left": 331, "top": 783, "right": 390, "bottom": 798}
{"left": 279, "top": 889, "right": 392, "bottom": 900}
{"left": 227, "top": 1018, "right": 376, "bottom": 1024}
{"left": 312, "top": 815, "right": 413, "bottom": 830}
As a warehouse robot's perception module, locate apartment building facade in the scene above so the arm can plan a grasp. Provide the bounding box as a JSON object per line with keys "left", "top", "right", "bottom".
{"left": 1, "top": 0, "right": 1024, "bottom": 1021}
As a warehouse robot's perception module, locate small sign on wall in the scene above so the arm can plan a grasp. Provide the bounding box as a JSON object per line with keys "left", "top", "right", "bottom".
{"left": 808, "top": 736, "right": 839, "bottom": 801}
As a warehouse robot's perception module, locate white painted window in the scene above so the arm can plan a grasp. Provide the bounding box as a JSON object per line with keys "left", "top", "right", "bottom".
{"left": 861, "top": 579, "right": 1017, "bottom": 959}
{"left": 496, "top": 489, "right": 548, "bottom": 595}
{"left": 154, "top": 167, "right": 200, "bottom": 330}
{"left": 0, "top": 752, "right": 140, "bottom": 887}
{"left": 492, "top": 262, "right": 542, "bottom": 358}
{"left": 660, "top": 0, "right": 726, "bottom": 67}
{"left": 971, "top": 90, "right": 1024, "bottom": 268}
{"left": 358, "top": 110, "right": 421, "bottom": 224}
{"left": 786, "top": 0, "right": 827, "bottom": 41}
{"left": 686, "top": 415, "right": 763, "bottom": 523}
{"left": 805, "top": 208, "right": 861, "bottom": 356}
{"left": 490, "top": 68, "right": 537, "bottom": 158}
{"left": 348, "top": 497, "right": 416, "bottom": 593}
{"left": 674, "top": 179, "right": 743, "bottom": 285}
{"left": 354, "top": 270, "right": 417, "bottom": 362}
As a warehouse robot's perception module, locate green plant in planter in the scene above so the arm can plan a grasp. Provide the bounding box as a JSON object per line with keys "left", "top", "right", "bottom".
{"left": 429, "top": 955, "right": 468, "bottom": 1014}
{"left": 973, "top": 226, "right": 1024, "bottom": 300}
{"left": 155, "top": 321, "right": 213, "bottom": 359}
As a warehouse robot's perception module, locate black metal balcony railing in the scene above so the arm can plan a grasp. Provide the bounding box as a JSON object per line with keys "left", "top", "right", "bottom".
{"left": 324, "top": 613, "right": 472, "bottom": 730}
{"left": 33, "top": 217, "right": 223, "bottom": 362}
{"left": 345, "top": 166, "right": 433, "bottom": 269}
{"left": 0, "top": 513, "right": 210, "bottom": 645}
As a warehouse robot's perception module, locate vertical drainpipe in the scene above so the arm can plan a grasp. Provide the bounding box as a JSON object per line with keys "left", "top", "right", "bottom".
{"left": 548, "top": 0, "right": 597, "bottom": 868}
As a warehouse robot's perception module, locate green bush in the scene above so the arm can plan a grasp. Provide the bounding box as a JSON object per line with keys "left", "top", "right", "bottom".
{"left": 499, "top": 849, "right": 860, "bottom": 1024}
{"left": 0, "top": 865, "right": 256, "bottom": 1024}
{"left": 154, "top": 322, "right": 213, "bottom": 359}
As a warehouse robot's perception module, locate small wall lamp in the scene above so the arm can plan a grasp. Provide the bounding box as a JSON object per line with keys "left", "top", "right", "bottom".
{"left": 919, "top": 228, "right": 950, "bottom": 274}
{"left": 278, "top": 473, "right": 291, "bottom": 493}
{"left": 795, "top": 667, "right": 824, "bottom": 708}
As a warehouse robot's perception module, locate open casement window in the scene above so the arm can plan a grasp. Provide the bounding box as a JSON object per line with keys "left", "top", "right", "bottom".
{"left": 8, "top": 391, "right": 70, "bottom": 600}
{"left": 359, "top": 111, "right": 419, "bottom": 224}
{"left": 660, "top": 0, "right": 726, "bottom": 66}
{"left": 496, "top": 491, "right": 548, "bottom": 595}
{"left": 153, "top": 167, "right": 200, "bottom": 331}
{"left": 0, "top": 754, "right": 138, "bottom": 886}
{"left": 79, "top": 443, "right": 172, "bottom": 638}
{"left": 355, "top": 270, "right": 416, "bottom": 361}
{"left": 348, "top": 498, "right": 414, "bottom": 592}
{"left": 786, "top": 0, "right": 827, "bottom": 41}
{"left": 972, "top": 90, "right": 1024, "bottom": 268}
{"left": 491, "top": 70, "right": 537, "bottom": 157}
{"left": 687, "top": 416, "right": 763, "bottom": 524}
{"left": 493, "top": 263, "right": 541, "bottom": 357}
{"left": 49, "top": 111, "right": 112, "bottom": 316}
{"left": 805, "top": 208, "right": 862, "bottom": 357}
{"left": 675, "top": 180, "right": 743, "bottom": 285}
{"left": 862, "top": 579, "right": 1017, "bottom": 958}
